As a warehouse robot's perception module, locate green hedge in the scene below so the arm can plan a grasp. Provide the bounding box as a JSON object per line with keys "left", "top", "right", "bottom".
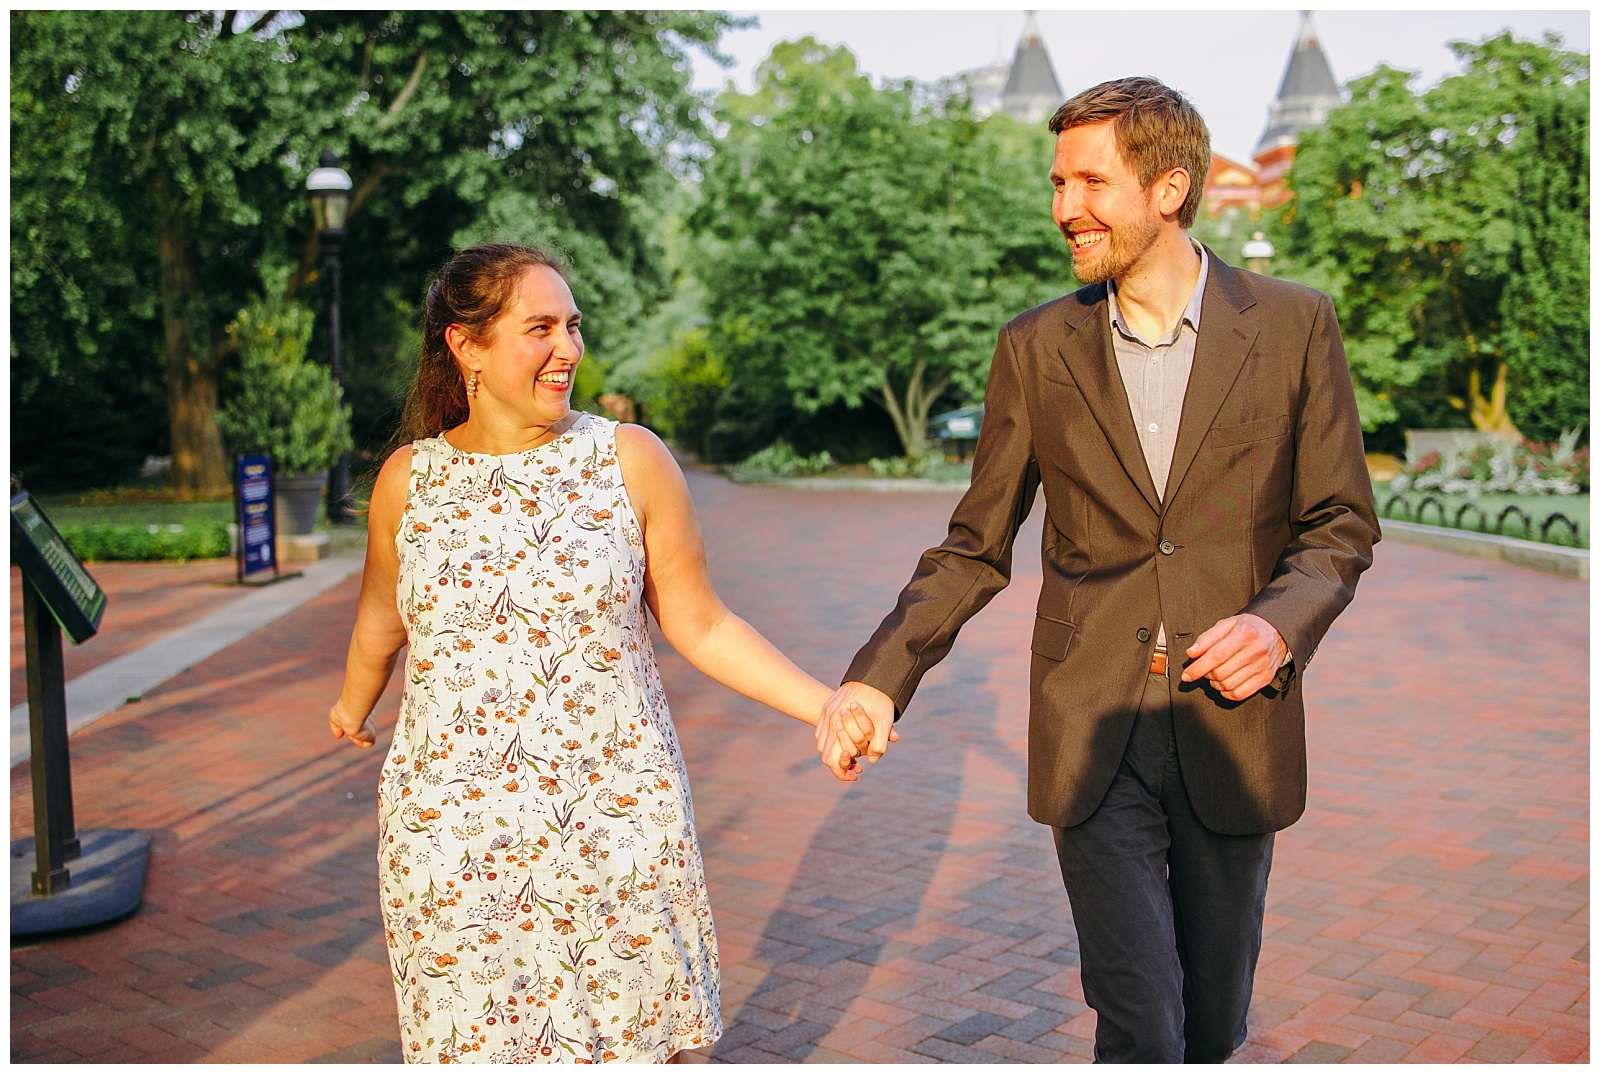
{"left": 59, "top": 522, "right": 232, "bottom": 563}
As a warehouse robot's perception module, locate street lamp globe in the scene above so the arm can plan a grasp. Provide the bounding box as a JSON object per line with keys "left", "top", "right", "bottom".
{"left": 306, "top": 149, "right": 352, "bottom": 235}
{"left": 1242, "top": 231, "right": 1276, "bottom": 276}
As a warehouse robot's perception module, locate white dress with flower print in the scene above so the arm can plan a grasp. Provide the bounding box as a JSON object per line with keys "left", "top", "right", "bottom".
{"left": 379, "top": 414, "right": 720, "bottom": 1063}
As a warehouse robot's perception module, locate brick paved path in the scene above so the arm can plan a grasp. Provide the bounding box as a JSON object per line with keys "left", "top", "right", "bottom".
{"left": 11, "top": 467, "right": 1588, "bottom": 1062}
{"left": 9, "top": 559, "right": 244, "bottom": 705}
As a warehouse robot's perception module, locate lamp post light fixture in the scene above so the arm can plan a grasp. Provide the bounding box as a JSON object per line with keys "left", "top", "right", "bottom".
{"left": 306, "top": 149, "right": 354, "bottom": 524}
{"left": 1242, "top": 230, "right": 1276, "bottom": 276}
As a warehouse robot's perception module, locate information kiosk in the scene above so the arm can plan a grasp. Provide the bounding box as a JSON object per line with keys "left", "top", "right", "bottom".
{"left": 10, "top": 490, "right": 150, "bottom": 935}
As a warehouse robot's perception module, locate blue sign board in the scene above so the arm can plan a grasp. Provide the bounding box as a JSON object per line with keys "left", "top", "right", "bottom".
{"left": 235, "top": 454, "right": 278, "bottom": 582}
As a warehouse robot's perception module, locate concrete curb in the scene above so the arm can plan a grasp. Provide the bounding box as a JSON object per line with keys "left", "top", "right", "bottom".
{"left": 10, "top": 548, "right": 368, "bottom": 767}
{"left": 1380, "top": 519, "right": 1588, "bottom": 581}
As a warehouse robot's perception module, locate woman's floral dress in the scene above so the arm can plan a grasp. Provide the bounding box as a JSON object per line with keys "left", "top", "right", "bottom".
{"left": 379, "top": 414, "right": 721, "bottom": 1063}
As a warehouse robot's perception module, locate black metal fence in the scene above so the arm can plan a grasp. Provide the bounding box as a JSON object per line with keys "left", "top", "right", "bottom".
{"left": 1380, "top": 494, "right": 1585, "bottom": 548}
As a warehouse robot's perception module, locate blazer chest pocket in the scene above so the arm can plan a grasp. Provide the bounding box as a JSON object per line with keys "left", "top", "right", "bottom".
{"left": 1207, "top": 414, "right": 1291, "bottom": 449}
{"left": 1031, "top": 614, "right": 1076, "bottom": 662}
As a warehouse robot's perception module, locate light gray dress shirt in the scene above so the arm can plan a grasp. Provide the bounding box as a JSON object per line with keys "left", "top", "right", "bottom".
{"left": 1107, "top": 245, "right": 1290, "bottom": 666}
{"left": 1107, "top": 243, "right": 1209, "bottom": 503}
{"left": 1107, "top": 244, "right": 1208, "bottom": 652}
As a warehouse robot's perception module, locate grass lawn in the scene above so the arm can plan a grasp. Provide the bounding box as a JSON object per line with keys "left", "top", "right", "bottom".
{"left": 33, "top": 494, "right": 237, "bottom": 528}
{"left": 32, "top": 496, "right": 235, "bottom": 528}
{"left": 32, "top": 488, "right": 374, "bottom": 533}
{"left": 1373, "top": 481, "right": 1590, "bottom": 549}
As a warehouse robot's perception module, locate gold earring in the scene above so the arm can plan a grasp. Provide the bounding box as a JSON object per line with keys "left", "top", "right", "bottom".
{"left": 467, "top": 372, "right": 478, "bottom": 398}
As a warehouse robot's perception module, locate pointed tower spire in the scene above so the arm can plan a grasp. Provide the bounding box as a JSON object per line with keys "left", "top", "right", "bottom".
{"left": 1001, "top": 11, "right": 1064, "bottom": 124}
{"left": 1253, "top": 10, "right": 1342, "bottom": 159}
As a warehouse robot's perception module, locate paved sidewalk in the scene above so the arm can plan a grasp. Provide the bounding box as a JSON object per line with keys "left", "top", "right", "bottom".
{"left": 9, "top": 559, "right": 244, "bottom": 705}
{"left": 11, "top": 467, "right": 1588, "bottom": 1063}
{"left": 9, "top": 553, "right": 365, "bottom": 765}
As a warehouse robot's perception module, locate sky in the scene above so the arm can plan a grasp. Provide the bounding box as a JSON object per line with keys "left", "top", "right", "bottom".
{"left": 687, "top": 8, "right": 1591, "bottom": 163}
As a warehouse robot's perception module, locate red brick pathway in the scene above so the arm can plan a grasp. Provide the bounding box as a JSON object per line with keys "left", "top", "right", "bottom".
{"left": 9, "top": 559, "right": 243, "bottom": 706}
{"left": 11, "top": 467, "right": 1588, "bottom": 1063}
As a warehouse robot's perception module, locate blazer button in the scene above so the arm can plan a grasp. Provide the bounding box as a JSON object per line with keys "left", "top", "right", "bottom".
{"left": 1136, "top": 627, "right": 1151, "bottom": 643}
{"left": 1159, "top": 540, "right": 1175, "bottom": 555}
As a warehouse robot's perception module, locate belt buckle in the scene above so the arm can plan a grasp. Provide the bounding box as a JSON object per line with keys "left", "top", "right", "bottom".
{"left": 1149, "top": 649, "right": 1168, "bottom": 676}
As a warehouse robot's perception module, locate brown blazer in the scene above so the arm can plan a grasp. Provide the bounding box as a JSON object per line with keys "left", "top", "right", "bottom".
{"left": 844, "top": 252, "right": 1380, "bottom": 835}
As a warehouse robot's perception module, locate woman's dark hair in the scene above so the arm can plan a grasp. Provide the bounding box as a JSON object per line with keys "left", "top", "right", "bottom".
{"left": 393, "top": 242, "right": 569, "bottom": 445}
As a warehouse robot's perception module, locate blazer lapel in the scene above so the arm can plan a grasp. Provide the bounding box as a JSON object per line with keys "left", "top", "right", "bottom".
{"left": 1057, "top": 285, "right": 1162, "bottom": 515}
{"left": 1163, "top": 254, "right": 1260, "bottom": 510}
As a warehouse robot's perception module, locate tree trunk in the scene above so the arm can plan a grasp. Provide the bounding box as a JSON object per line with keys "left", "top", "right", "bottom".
{"left": 157, "top": 221, "right": 230, "bottom": 492}
{"left": 1468, "top": 361, "right": 1520, "bottom": 436}
{"left": 877, "top": 361, "right": 952, "bottom": 461}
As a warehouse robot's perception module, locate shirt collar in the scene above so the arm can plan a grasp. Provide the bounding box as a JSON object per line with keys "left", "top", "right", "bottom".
{"left": 1107, "top": 241, "right": 1209, "bottom": 346}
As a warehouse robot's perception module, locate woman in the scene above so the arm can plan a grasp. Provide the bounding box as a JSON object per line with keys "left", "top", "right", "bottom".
{"left": 328, "top": 243, "right": 876, "bottom": 1063}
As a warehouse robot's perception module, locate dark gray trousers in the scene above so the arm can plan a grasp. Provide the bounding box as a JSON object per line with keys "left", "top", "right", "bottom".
{"left": 1052, "top": 671, "right": 1275, "bottom": 1063}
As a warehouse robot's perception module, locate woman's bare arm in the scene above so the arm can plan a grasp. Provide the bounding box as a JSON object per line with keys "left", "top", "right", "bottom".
{"left": 614, "top": 424, "right": 837, "bottom": 729}
{"left": 328, "top": 446, "right": 412, "bottom": 748}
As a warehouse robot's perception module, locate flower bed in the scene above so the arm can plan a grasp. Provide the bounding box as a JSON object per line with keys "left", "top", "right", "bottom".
{"left": 1390, "top": 429, "right": 1588, "bottom": 497}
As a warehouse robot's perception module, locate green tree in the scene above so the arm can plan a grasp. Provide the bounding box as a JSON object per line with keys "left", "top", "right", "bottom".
{"left": 279, "top": 10, "right": 734, "bottom": 457}
{"left": 1277, "top": 32, "right": 1588, "bottom": 437}
{"left": 10, "top": 10, "right": 732, "bottom": 491}
{"left": 691, "top": 39, "right": 1070, "bottom": 461}
{"left": 1501, "top": 85, "right": 1589, "bottom": 442}
{"left": 12, "top": 11, "right": 299, "bottom": 491}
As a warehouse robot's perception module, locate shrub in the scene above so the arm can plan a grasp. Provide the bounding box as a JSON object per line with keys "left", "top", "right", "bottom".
{"left": 728, "top": 441, "right": 833, "bottom": 482}
{"left": 646, "top": 328, "right": 728, "bottom": 455}
{"left": 216, "top": 295, "right": 353, "bottom": 476}
{"left": 867, "top": 454, "right": 973, "bottom": 482}
{"left": 60, "top": 522, "right": 232, "bottom": 562}
{"left": 1390, "top": 428, "right": 1588, "bottom": 496}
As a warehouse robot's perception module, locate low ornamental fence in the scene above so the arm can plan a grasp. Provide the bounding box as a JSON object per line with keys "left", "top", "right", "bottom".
{"left": 1380, "top": 494, "right": 1585, "bottom": 548}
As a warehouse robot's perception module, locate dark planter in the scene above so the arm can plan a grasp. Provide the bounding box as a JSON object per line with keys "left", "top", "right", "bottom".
{"left": 275, "top": 471, "right": 328, "bottom": 536}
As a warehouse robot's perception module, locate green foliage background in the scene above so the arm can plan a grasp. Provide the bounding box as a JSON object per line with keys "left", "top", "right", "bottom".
{"left": 11, "top": 9, "right": 732, "bottom": 491}
{"left": 1269, "top": 32, "right": 1589, "bottom": 448}
{"left": 10, "top": 17, "right": 1589, "bottom": 491}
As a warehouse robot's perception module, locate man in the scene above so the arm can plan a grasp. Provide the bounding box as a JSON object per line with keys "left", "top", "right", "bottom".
{"left": 817, "top": 77, "right": 1379, "bottom": 1062}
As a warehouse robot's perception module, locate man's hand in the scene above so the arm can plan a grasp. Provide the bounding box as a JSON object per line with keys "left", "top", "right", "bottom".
{"left": 1181, "top": 613, "right": 1287, "bottom": 701}
{"left": 330, "top": 701, "right": 377, "bottom": 749}
{"left": 816, "top": 681, "right": 897, "bottom": 781}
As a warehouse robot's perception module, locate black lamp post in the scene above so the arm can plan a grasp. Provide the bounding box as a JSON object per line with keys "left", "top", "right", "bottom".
{"left": 306, "top": 149, "right": 354, "bottom": 523}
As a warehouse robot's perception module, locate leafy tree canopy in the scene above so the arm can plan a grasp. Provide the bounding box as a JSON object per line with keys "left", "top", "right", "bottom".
{"left": 11, "top": 10, "right": 732, "bottom": 491}
{"left": 1276, "top": 31, "right": 1588, "bottom": 438}
{"left": 690, "top": 38, "right": 1072, "bottom": 460}
{"left": 1500, "top": 84, "right": 1589, "bottom": 442}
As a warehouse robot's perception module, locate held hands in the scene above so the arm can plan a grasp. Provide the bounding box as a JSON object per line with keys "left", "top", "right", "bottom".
{"left": 816, "top": 682, "right": 898, "bottom": 781}
{"left": 1182, "top": 613, "right": 1287, "bottom": 701}
{"left": 329, "top": 701, "right": 377, "bottom": 749}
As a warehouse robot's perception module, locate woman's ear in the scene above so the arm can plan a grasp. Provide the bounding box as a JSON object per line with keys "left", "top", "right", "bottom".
{"left": 443, "top": 323, "right": 479, "bottom": 372}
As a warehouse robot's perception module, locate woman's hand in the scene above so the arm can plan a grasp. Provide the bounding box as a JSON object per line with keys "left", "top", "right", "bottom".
{"left": 330, "top": 701, "right": 377, "bottom": 749}
{"left": 825, "top": 701, "right": 899, "bottom": 781}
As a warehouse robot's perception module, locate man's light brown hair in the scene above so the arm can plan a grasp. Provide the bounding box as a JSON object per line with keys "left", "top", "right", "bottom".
{"left": 1048, "top": 76, "right": 1211, "bottom": 229}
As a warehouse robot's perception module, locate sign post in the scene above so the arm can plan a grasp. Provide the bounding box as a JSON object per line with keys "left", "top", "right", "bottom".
{"left": 23, "top": 578, "right": 79, "bottom": 894}
{"left": 10, "top": 491, "right": 149, "bottom": 935}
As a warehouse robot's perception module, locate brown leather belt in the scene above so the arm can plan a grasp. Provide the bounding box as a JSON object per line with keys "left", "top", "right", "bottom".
{"left": 1149, "top": 649, "right": 1168, "bottom": 676}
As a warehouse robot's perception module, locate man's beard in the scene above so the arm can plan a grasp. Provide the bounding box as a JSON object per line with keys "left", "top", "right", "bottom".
{"left": 1066, "top": 213, "right": 1162, "bottom": 286}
